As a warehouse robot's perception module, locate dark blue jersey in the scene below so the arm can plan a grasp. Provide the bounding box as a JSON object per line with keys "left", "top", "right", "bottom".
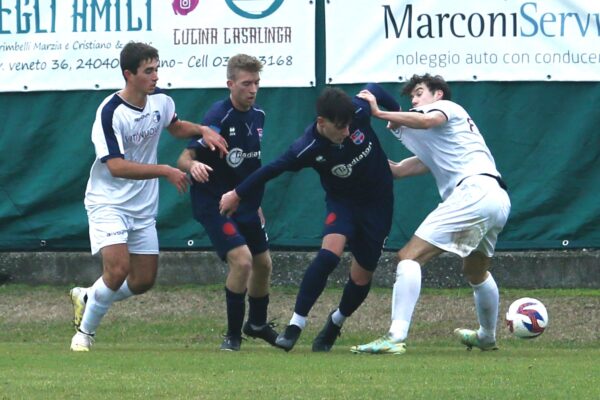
{"left": 236, "top": 84, "right": 399, "bottom": 204}
{"left": 188, "top": 97, "right": 265, "bottom": 216}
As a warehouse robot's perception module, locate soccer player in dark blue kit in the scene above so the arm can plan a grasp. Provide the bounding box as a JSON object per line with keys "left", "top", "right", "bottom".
{"left": 177, "top": 54, "right": 278, "bottom": 351}
{"left": 220, "top": 85, "right": 400, "bottom": 352}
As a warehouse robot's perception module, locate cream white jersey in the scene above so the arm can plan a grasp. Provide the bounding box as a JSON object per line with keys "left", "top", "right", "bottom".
{"left": 84, "top": 89, "right": 176, "bottom": 217}
{"left": 397, "top": 100, "right": 500, "bottom": 201}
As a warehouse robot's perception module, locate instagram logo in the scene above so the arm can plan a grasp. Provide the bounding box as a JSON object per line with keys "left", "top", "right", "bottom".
{"left": 172, "top": 0, "right": 200, "bottom": 15}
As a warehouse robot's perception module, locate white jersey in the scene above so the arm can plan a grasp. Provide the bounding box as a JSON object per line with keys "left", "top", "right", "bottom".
{"left": 397, "top": 100, "right": 500, "bottom": 201}
{"left": 84, "top": 89, "right": 176, "bottom": 218}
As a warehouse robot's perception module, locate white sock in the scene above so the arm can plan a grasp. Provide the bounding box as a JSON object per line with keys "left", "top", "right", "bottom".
{"left": 112, "top": 280, "right": 134, "bottom": 302}
{"left": 289, "top": 312, "right": 307, "bottom": 330}
{"left": 80, "top": 277, "right": 116, "bottom": 335}
{"left": 331, "top": 308, "right": 346, "bottom": 327}
{"left": 471, "top": 273, "right": 499, "bottom": 342}
{"left": 389, "top": 260, "right": 421, "bottom": 342}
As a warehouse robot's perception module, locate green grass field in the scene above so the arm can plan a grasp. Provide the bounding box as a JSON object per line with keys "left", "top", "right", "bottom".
{"left": 1, "top": 285, "right": 599, "bottom": 399}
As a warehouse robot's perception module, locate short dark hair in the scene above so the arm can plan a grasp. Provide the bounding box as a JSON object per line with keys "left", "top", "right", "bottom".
{"left": 120, "top": 42, "right": 159, "bottom": 79}
{"left": 401, "top": 73, "right": 452, "bottom": 100}
{"left": 227, "top": 54, "right": 263, "bottom": 80}
{"left": 316, "top": 87, "right": 355, "bottom": 126}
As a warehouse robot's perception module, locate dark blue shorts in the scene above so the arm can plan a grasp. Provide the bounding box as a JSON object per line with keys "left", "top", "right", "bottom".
{"left": 195, "top": 207, "right": 269, "bottom": 261}
{"left": 322, "top": 194, "right": 393, "bottom": 271}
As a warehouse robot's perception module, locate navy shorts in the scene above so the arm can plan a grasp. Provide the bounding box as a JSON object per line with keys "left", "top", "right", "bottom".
{"left": 322, "top": 194, "right": 393, "bottom": 271}
{"left": 195, "top": 207, "right": 269, "bottom": 261}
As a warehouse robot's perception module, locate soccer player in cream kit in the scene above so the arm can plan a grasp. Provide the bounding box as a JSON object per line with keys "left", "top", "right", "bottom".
{"left": 352, "top": 74, "right": 511, "bottom": 355}
{"left": 69, "top": 42, "right": 226, "bottom": 351}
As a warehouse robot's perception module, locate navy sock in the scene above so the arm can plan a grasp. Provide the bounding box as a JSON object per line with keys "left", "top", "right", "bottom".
{"left": 248, "top": 294, "right": 269, "bottom": 326}
{"left": 338, "top": 276, "right": 372, "bottom": 317}
{"left": 225, "top": 287, "right": 246, "bottom": 337}
{"left": 294, "top": 249, "right": 340, "bottom": 316}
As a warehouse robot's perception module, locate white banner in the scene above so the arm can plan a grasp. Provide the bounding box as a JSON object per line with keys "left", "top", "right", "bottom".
{"left": 0, "top": 0, "right": 314, "bottom": 92}
{"left": 326, "top": 0, "right": 600, "bottom": 83}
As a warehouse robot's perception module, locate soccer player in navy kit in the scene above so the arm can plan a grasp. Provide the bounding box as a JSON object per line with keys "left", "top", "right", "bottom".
{"left": 69, "top": 42, "right": 227, "bottom": 351}
{"left": 220, "top": 85, "right": 400, "bottom": 352}
{"left": 177, "top": 54, "right": 278, "bottom": 351}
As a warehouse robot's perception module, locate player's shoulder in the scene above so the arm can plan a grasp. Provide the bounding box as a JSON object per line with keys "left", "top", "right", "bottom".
{"left": 205, "top": 98, "right": 233, "bottom": 118}
{"left": 98, "top": 92, "right": 126, "bottom": 119}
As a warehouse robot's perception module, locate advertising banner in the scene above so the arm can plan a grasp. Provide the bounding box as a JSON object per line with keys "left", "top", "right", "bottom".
{"left": 325, "top": 0, "right": 600, "bottom": 83}
{"left": 0, "top": 0, "right": 315, "bottom": 91}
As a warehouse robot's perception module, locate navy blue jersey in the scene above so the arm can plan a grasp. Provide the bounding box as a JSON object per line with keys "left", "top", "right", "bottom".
{"left": 188, "top": 97, "right": 265, "bottom": 218}
{"left": 236, "top": 84, "right": 399, "bottom": 204}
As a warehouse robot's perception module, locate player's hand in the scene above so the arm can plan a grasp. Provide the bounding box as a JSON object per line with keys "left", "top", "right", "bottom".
{"left": 357, "top": 90, "right": 382, "bottom": 116}
{"left": 201, "top": 126, "right": 228, "bottom": 158}
{"left": 219, "top": 190, "right": 241, "bottom": 217}
{"left": 189, "top": 161, "right": 213, "bottom": 183}
{"left": 165, "top": 165, "right": 190, "bottom": 194}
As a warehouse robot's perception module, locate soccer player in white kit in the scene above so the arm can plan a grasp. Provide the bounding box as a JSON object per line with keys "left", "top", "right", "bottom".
{"left": 351, "top": 74, "right": 511, "bottom": 354}
{"left": 69, "top": 42, "right": 227, "bottom": 351}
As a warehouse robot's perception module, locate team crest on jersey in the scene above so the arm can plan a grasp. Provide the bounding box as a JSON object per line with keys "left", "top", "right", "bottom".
{"left": 350, "top": 130, "right": 365, "bottom": 145}
{"left": 257, "top": 128, "right": 263, "bottom": 139}
{"left": 229, "top": 127, "right": 236, "bottom": 136}
{"left": 152, "top": 111, "right": 161, "bottom": 123}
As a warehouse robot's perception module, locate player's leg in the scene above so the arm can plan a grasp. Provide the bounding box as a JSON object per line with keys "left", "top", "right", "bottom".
{"left": 71, "top": 210, "right": 132, "bottom": 351}
{"left": 237, "top": 218, "right": 278, "bottom": 345}
{"left": 351, "top": 237, "right": 441, "bottom": 355}
{"left": 453, "top": 175, "right": 510, "bottom": 350}
{"left": 242, "top": 250, "right": 278, "bottom": 345}
{"left": 71, "top": 243, "right": 130, "bottom": 351}
{"left": 197, "top": 210, "right": 251, "bottom": 351}
{"left": 312, "top": 259, "right": 373, "bottom": 352}
{"left": 222, "top": 245, "right": 253, "bottom": 350}
{"left": 454, "top": 251, "right": 499, "bottom": 350}
{"left": 276, "top": 233, "right": 345, "bottom": 351}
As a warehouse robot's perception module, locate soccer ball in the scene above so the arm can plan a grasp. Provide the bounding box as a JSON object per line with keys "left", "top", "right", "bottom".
{"left": 505, "top": 297, "right": 548, "bottom": 338}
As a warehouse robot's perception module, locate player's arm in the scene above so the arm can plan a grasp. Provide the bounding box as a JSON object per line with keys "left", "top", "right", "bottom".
{"left": 177, "top": 148, "right": 213, "bottom": 183}
{"left": 168, "top": 119, "right": 228, "bottom": 157}
{"left": 105, "top": 157, "right": 189, "bottom": 194}
{"left": 362, "top": 83, "right": 400, "bottom": 112}
{"left": 388, "top": 156, "right": 429, "bottom": 179}
{"left": 220, "top": 151, "right": 299, "bottom": 217}
{"left": 357, "top": 90, "right": 446, "bottom": 129}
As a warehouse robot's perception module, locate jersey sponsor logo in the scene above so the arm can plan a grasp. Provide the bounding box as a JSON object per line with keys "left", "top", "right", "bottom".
{"left": 124, "top": 126, "right": 159, "bottom": 144}
{"left": 350, "top": 130, "right": 365, "bottom": 145}
{"left": 330, "top": 141, "right": 373, "bottom": 178}
{"left": 226, "top": 147, "right": 261, "bottom": 168}
{"left": 331, "top": 164, "right": 352, "bottom": 178}
{"left": 315, "top": 155, "right": 326, "bottom": 163}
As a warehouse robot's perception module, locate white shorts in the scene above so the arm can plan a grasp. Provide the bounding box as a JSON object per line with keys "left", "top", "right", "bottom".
{"left": 415, "top": 175, "right": 511, "bottom": 258}
{"left": 87, "top": 207, "right": 158, "bottom": 256}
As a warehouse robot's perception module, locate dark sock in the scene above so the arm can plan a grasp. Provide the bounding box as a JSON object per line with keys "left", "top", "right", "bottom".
{"left": 294, "top": 249, "right": 340, "bottom": 316}
{"left": 225, "top": 287, "right": 246, "bottom": 337}
{"left": 248, "top": 294, "right": 269, "bottom": 326}
{"left": 338, "top": 276, "right": 372, "bottom": 317}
